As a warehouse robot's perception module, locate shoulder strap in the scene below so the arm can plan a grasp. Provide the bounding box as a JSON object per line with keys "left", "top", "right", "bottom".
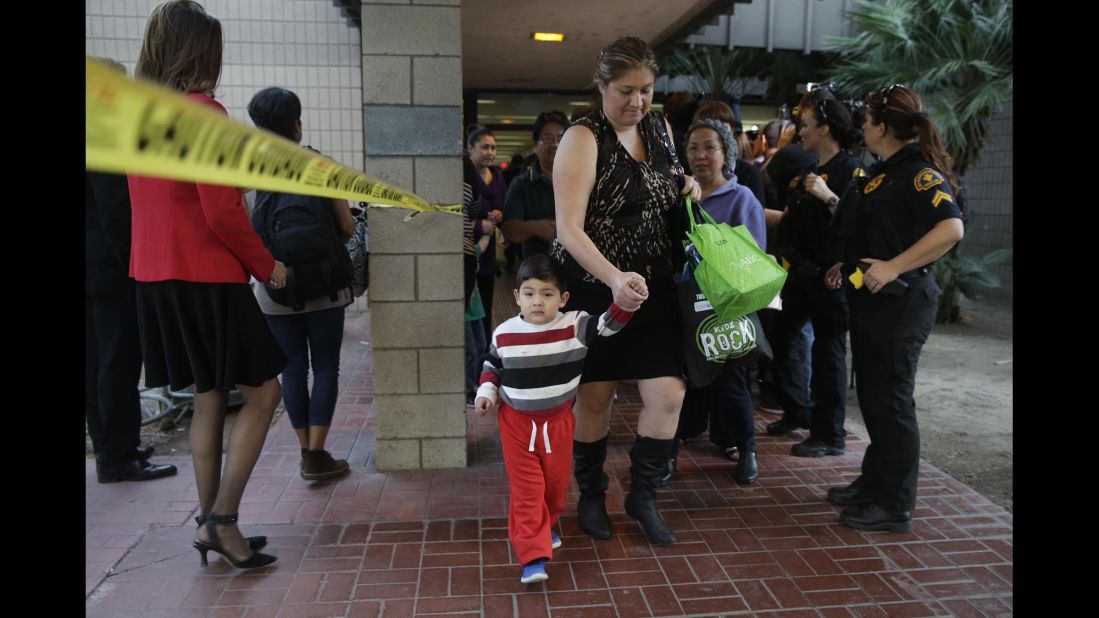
{"left": 651, "top": 111, "right": 684, "bottom": 178}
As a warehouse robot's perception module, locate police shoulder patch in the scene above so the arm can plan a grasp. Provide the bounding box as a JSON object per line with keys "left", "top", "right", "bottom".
{"left": 864, "top": 173, "right": 885, "bottom": 194}
{"left": 914, "top": 168, "right": 945, "bottom": 192}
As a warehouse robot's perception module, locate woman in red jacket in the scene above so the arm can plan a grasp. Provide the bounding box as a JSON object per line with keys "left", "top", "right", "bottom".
{"left": 128, "top": 0, "right": 285, "bottom": 569}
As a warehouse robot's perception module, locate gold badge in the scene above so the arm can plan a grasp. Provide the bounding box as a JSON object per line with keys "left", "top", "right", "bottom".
{"left": 914, "top": 168, "right": 945, "bottom": 192}
{"left": 818, "top": 173, "right": 830, "bottom": 184}
{"left": 931, "top": 190, "right": 953, "bottom": 208}
{"left": 853, "top": 168, "right": 867, "bottom": 178}
{"left": 864, "top": 173, "right": 885, "bottom": 194}
{"left": 788, "top": 176, "right": 801, "bottom": 189}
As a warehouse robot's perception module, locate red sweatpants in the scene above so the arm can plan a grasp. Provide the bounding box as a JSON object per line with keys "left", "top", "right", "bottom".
{"left": 498, "top": 403, "right": 575, "bottom": 566}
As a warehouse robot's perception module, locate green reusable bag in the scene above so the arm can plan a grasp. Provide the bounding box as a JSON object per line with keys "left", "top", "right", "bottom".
{"left": 684, "top": 197, "right": 787, "bottom": 322}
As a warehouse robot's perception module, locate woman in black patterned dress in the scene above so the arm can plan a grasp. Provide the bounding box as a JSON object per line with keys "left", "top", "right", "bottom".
{"left": 550, "top": 36, "right": 701, "bottom": 546}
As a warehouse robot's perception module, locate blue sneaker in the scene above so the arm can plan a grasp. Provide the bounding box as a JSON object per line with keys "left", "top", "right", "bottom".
{"left": 520, "top": 558, "right": 548, "bottom": 584}
{"left": 551, "top": 531, "right": 562, "bottom": 549}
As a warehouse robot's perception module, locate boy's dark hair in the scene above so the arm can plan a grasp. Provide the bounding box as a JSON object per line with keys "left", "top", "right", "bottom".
{"left": 516, "top": 255, "right": 566, "bottom": 292}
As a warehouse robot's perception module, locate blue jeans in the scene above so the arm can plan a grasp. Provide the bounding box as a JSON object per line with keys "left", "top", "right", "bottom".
{"left": 265, "top": 306, "right": 346, "bottom": 428}
{"left": 465, "top": 318, "right": 487, "bottom": 397}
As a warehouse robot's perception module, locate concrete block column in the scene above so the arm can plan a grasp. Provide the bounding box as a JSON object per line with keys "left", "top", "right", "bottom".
{"left": 361, "top": 0, "right": 466, "bottom": 470}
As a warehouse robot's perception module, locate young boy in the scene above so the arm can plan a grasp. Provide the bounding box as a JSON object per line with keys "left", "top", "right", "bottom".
{"left": 475, "top": 255, "right": 645, "bottom": 584}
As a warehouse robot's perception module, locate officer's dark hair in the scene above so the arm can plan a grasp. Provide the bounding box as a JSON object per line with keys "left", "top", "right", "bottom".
{"left": 664, "top": 92, "right": 699, "bottom": 132}
{"left": 466, "top": 127, "right": 495, "bottom": 149}
{"left": 865, "top": 84, "right": 958, "bottom": 192}
{"left": 761, "top": 119, "right": 786, "bottom": 147}
{"left": 532, "top": 110, "right": 569, "bottom": 142}
{"left": 515, "top": 254, "right": 567, "bottom": 293}
{"left": 247, "top": 87, "right": 301, "bottom": 141}
{"left": 797, "top": 88, "right": 862, "bottom": 152}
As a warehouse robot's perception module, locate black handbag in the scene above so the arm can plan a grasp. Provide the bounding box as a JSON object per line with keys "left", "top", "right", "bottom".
{"left": 678, "top": 269, "right": 772, "bottom": 389}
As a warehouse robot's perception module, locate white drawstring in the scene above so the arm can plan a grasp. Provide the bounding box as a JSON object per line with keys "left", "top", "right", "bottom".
{"left": 542, "top": 421, "right": 552, "bottom": 453}
{"left": 527, "top": 419, "right": 553, "bottom": 453}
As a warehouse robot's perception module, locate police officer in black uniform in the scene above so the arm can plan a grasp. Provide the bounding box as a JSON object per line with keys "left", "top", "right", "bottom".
{"left": 765, "top": 89, "right": 864, "bottom": 461}
{"left": 824, "top": 84, "right": 964, "bottom": 532}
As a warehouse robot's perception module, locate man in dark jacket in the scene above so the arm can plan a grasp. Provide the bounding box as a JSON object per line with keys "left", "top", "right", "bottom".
{"left": 86, "top": 169, "right": 177, "bottom": 483}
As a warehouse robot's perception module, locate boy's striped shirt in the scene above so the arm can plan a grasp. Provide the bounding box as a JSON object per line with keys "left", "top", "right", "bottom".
{"left": 476, "top": 304, "right": 632, "bottom": 417}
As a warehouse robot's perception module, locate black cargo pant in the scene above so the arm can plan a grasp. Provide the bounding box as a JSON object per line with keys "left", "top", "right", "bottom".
{"left": 771, "top": 271, "right": 849, "bottom": 446}
{"left": 846, "top": 274, "right": 939, "bottom": 512}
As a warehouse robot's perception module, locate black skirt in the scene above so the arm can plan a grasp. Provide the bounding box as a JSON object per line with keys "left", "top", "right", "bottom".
{"left": 136, "top": 280, "right": 287, "bottom": 393}
{"left": 567, "top": 278, "right": 683, "bottom": 383}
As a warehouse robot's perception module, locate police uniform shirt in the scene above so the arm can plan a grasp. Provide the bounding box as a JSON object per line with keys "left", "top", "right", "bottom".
{"left": 780, "top": 152, "right": 864, "bottom": 266}
{"left": 856, "top": 143, "right": 963, "bottom": 262}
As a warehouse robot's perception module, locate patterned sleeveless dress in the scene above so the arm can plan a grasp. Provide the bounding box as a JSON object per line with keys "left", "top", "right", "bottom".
{"left": 550, "top": 110, "right": 684, "bottom": 382}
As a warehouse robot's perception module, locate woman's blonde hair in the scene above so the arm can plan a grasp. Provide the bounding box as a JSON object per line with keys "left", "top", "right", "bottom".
{"left": 592, "top": 36, "right": 659, "bottom": 87}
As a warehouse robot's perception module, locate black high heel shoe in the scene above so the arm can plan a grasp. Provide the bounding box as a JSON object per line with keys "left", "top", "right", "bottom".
{"left": 193, "top": 513, "right": 277, "bottom": 569}
{"left": 196, "top": 514, "right": 267, "bottom": 550}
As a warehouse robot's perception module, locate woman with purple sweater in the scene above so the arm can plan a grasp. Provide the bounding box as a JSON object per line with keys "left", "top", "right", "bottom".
{"left": 681, "top": 118, "right": 767, "bottom": 484}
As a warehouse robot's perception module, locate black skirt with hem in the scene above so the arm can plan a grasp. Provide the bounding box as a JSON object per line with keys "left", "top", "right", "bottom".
{"left": 136, "top": 280, "right": 287, "bottom": 393}
{"left": 567, "top": 277, "right": 683, "bottom": 383}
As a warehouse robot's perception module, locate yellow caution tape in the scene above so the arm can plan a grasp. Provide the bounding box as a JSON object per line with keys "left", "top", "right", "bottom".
{"left": 85, "top": 56, "right": 460, "bottom": 219}
{"left": 848, "top": 267, "right": 864, "bottom": 289}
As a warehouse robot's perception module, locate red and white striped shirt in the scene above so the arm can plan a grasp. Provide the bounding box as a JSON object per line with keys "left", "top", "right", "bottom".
{"left": 476, "top": 304, "right": 633, "bottom": 418}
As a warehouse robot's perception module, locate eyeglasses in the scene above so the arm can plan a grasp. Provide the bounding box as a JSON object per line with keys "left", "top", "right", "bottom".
{"left": 538, "top": 133, "right": 564, "bottom": 145}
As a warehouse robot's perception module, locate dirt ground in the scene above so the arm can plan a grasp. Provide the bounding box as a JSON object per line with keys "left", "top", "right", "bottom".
{"left": 844, "top": 295, "right": 1013, "bottom": 512}
{"left": 87, "top": 295, "right": 1012, "bottom": 512}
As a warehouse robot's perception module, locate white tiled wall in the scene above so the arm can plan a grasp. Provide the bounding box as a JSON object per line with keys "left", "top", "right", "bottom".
{"left": 86, "top": 0, "right": 364, "bottom": 169}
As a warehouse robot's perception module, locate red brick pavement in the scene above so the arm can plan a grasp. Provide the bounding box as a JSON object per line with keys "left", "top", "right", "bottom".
{"left": 86, "top": 302, "right": 1012, "bottom": 617}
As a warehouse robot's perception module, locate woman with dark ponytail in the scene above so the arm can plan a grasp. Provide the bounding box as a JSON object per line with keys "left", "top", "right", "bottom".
{"left": 823, "top": 84, "right": 964, "bottom": 532}
{"left": 764, "top": 87, "right": 865, "bottom": 463}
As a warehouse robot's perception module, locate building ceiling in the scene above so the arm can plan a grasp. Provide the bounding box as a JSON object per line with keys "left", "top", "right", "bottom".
{"left": 460, "top": 0, "right": 730, "bottom": 91}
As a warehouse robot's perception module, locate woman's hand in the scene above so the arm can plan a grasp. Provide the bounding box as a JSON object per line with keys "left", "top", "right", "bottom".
{"left": 611, "top": 271, "right": 648, "bottom": 311}
{"left": 268, "top": 261, "right": 287, "bottom": 288}
{"left": 487, "top": 209, "right": 504, "bottom": 224}
{"left": 804, "top": 173, "right": 835, "bottom": 203}
{"left": 861, "top": 257, "right": 900, "bottom": 294}
{"left": 824, "top": 263, "right": 844, "bottom": 289}
{"left": 680, "top": 174, "right": 702, "bottom": 202}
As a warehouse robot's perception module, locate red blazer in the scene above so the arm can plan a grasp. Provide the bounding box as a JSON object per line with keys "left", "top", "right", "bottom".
{"left": 127, "top": 93, "right": 275, "bottom": 284}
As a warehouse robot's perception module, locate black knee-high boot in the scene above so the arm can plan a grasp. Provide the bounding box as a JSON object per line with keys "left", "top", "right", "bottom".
{"left": 573, "top": 435, "right": 612, "bottom": 539}
{"left": 625, "top": 435, "right": 677, "bottom": 546}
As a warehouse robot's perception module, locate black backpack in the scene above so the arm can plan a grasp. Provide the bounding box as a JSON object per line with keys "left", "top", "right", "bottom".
{"left": 251, "top": 191, "right": 352, "bottom": 311}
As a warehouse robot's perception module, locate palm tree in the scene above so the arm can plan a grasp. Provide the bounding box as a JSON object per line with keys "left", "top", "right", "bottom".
{"left": 826, "top": 0, "right": 1012, "bottom": 176}
{"left": 660, "top": 47, "right": 768, "bottom": 112}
